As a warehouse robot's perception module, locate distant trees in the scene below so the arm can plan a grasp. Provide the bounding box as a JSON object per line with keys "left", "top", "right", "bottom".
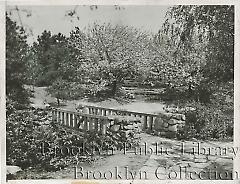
{"left": 30, "top": 31, "right": 72, "bottom": 86}
{"left": 21, "top": 5, "right": 234, "bottom": 104}
{"left": 164, "top": 5, "right": 234, "bottom": 81}
{"left": 150, "top": 5, "right": 234, "bottom": 102}
{"left": 68, "top": 23, "right": 151, "bottom": 96}
{"left": 151, "top": 29, "right": 207, "bottom": 99}
{"left": 26, "top": 23, "right": 152, "bottom": 101}
{"left": 46, "top": 78, "right": 70, "bottom": 106}
{"left": 28, "top": 31, "right": 83, "bottom": 104}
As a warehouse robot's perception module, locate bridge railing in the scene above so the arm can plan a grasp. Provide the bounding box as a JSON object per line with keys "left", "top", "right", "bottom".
{"left": 52, "top": 105, "right": 159, "bottom": 134}
{"left": 52, "top": 108, "right": 111, "bottom": 135}
{"left": 86, "top": 105, "right": 158, "bottom": 131}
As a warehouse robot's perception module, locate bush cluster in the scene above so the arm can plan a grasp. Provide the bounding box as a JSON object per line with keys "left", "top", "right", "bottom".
{"left": 177, "top": 102, "right": 233, "bottom": 140}
{"left": 6, "top": 108, "right": 139, "bottom": 172}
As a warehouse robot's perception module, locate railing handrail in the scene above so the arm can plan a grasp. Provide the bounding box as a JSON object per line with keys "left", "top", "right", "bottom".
{"left": 53, "top": 108, "right": 110, "bottom": 119}
{"left": 85, "top": 105, "right": 158, "bottom": 117}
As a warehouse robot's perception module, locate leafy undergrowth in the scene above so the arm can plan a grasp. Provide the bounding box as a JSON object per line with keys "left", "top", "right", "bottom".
{"left": 176, "top": 102, "right": 233, "bottom": 141}
{"left": 175, "top": 82, "right": 234, "bottom": 141}
{"left": 6, "top": 107, "right": 140, "bottom": 179}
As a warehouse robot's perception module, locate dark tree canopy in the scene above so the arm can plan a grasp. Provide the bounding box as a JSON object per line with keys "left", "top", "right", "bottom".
{"left": 32, "top": 31, "right": 73, "bottom": 86}
{"left": 163, "top": 5, "right": 234, "bottom": 82}
{"left": 6, "top": 15, "right": 30, "bottom": 109}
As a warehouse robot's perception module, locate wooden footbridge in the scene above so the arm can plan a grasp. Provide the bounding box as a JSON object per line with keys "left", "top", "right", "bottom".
{"left": 52, "top": 105, "right": 158, "bottom": 135}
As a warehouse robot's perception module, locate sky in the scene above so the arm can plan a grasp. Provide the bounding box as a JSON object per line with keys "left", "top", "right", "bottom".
{"left": 7, "top": 5, "right": 170, "bottom": 44}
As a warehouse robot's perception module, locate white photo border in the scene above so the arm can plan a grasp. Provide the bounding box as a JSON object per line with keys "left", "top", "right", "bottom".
{"left": 1, "top": 0, "right": 239, "bottom": 183}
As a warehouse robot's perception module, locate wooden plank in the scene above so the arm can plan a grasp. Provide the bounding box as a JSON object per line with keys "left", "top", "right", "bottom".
{"left": 55, "top": 109, "right": 110, "bottom": 119}
{"left": 85, "top": 105, "right": 158, "bottom": 117}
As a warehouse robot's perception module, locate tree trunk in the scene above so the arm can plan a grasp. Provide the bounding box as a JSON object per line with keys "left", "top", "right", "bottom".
{"left": 57, "top": 98, "right": 60, "bottom": 106}
{"left": 111, "top": 80, "right": 117, "bottom": 96}
{"left": 188, "top": 83, "right": 193, "bottom": 98}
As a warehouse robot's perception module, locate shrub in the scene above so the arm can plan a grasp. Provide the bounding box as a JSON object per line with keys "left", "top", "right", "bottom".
{"left": 178, "top": 102, "right": 233, "bottom": 140}
{"left": 7, "top": 108, "right": 139, "bottom": 173}
{"left": 7, "top": 108, "right": 86, "bottom": 170}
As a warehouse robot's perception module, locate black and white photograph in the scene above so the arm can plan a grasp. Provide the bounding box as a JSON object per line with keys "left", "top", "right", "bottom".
{"left": 2, "top": 0, "right": 239, "bottom": 183}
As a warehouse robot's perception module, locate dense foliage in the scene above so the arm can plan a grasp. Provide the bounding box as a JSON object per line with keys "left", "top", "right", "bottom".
{"left": 177, "top": 86, "right": 234, "bottom": 140}
{"left": 25, "top": 6, "right": 234, "bottom": 105}
{"left": 160, "top": 5, "right": 234, "bottom": 140}
{"left": 68, "top": 23, "right": 151, "bottom": 96}
{"left": 6, "top": 15, "right": 30, "bottom": 109}
{"left": 161, "top": 5, "right": 234, "bottom": 101}
{"left": 30, "top": 31, "right": 73, "bottom": 86}
{"left": 164, "top": 5, "right": 234, "bottom": 81}
{"left": 7, "top": 108, "right": 138, "bottom": 173}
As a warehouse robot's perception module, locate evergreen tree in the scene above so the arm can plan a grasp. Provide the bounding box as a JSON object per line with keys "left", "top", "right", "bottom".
{"left": 6, "top": 15, "right": 30, "bottom": 110}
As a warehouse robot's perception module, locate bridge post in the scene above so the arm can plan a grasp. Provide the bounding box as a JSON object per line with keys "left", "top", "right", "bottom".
{"left": 100, "top": 119, "right": 108, "bottom": 135}
{"left": 69, "top": 113, "right": 73, "bottom": 127}
{"left": 88, "top": 107, "right": 92, "bottom": 114}
{"left": 94, "top": 118, "right": 99, "bottom": 131}
{"left": 89, "top": 117, "right": 94, "bottom": 131}
{"left": 52, "top": 109, "right": 57, "bottom": 122}
{"left": 94, "top": 108, "right": 98, "bottom": 115}
{"left": 143, "top": 115, "right": 148, "bottom": 130}
{"left": 83, "top": 116, "right": 88, "bottom": 131}
{"left": 149, "top": 116, "right": 154, "bottom": 131}
{"left": 62, "top": 112, "right": 65, "bottom": 125}
{"left": 66, "top": 112, "right": 69, "bottom": 127}
{"left": 73, "top": 114, "right": 78, "bottom": 128}
{"left": 57, "top": 111, "right": 61, "bottom": 123}
{"left": 98, "top": 109, "right": 102, "bottom": 116}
